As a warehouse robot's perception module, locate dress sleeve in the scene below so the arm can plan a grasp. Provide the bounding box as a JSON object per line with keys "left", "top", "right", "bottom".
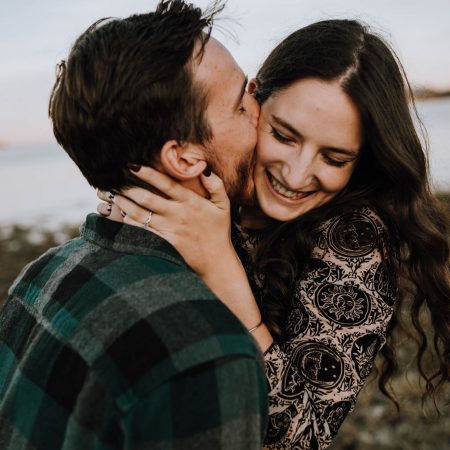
{"left": 263, "top": 207, "right": 397, "bottom": 450}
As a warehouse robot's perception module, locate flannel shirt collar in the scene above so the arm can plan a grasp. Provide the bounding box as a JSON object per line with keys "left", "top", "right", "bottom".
{"left": 81, "top": 213, "right": 187, "bottom": 267}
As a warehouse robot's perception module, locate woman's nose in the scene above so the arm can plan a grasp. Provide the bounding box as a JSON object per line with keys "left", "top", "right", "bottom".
{"left": 283, "top": 147, "right": 318, "bottom": 190}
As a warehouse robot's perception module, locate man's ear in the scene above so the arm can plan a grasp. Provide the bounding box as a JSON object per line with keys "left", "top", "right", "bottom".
{"left": 248, "top": 78, "right": 260, "bottom": 95}
{"left": 159, "top": 140, "right": 208, "bottom": 180}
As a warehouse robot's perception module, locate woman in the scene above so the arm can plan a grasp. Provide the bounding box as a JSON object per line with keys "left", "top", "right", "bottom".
{"left": 100, "top": 20, "right": 450, "bottom": 449}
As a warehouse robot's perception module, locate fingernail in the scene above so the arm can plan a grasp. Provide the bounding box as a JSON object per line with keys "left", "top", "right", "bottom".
{"left": 108, "top": 191, "right": 115, "bottom": 200}
{"left": 107, "top": 204, "right": 112, "bottom": 212}
{"left": 127, "top": 163, "right": 142, "bottom": 172}
{"left": 203, "top": 164, "right": 211, "bottom": 177}
{"left": 120, "top": 210, "right": 126, "bottom": 217}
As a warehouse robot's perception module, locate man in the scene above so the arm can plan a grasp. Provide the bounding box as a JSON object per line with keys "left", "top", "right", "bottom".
{"left": 0, "top": 1, "right": 267, "bottom": 449}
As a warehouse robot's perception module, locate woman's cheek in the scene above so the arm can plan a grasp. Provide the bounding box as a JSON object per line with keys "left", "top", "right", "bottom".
{"left": 323, "top": 167, "right": 353, "bottom": 193}
{"left": 258, "top": 134, "right": 285, "bottom": 164}
{"left": 255, "top": 135, "right": 271, "bottom": 162}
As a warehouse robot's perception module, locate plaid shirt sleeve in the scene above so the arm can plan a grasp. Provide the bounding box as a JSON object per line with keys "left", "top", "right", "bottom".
{"left": 0, "top": 296, "right": 267, "bottom": 450}
{"left": 0, "top": 216, "right": 268, "bottom": 450}
{"left": 120, "top": 356, "right": 267, "bottom": 449}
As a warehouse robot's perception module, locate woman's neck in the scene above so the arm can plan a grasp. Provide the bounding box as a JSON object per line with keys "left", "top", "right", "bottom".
{"left": 238, "top": 204, "right": 278, "bottom": 229}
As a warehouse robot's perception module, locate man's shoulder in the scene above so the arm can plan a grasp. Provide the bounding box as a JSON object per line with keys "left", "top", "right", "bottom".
{"left": 7, "top": 235, "right": 84, "bottom": 299}
{"left": 5, "top": 230, "right": 262, "bottom": 407}
{"left": 7, "top": 227, "right": 189, "bottom": 308}
{"left": 87, "top": 292, "right": 262, "bottom": 408}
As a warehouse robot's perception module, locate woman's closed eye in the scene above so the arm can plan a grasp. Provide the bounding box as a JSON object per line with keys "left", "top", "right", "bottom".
{"left": 270, "top": 126, "right": 294, "bottom": 144}
{"left": 322, "top": 153, "right": 354, "bottom": 168}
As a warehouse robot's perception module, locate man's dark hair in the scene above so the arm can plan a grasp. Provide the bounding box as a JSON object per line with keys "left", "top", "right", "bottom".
{"left": 49, "top": 0, "right": 225, "bottom": 190}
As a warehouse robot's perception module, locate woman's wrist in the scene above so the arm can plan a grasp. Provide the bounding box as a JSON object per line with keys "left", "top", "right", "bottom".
{"left": 250, "top": 322, "right": 274, "bottom": 353}
{"left": 196, "top": 246, "right": 274, "bottom": 351}
{"left": 201, "top": 250, "right": 261, "bottom": 321}
{"left": 248, "top": 318, "right": 263, "bottom": 333}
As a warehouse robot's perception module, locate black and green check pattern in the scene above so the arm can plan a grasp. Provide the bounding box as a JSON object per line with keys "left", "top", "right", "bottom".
{"left": 0, "top": 214, "right": 267, "bottom": 449}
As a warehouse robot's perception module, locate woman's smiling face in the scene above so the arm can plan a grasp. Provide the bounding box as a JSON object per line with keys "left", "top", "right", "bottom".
{"left": 253, "top": 78, "right": 363, "bottom": 222}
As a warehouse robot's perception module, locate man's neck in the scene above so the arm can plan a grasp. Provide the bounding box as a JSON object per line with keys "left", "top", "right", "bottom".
{"left": 180, "top": 177, "right": 209, "bottom": 198}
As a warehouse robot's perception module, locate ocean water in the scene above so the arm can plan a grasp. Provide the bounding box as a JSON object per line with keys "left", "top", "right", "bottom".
{"left": 1, "top": 98, "right": 449, "bottom": 226}
{"left": 415, "top": 97, "right": 450, "bottom": 192}
{"left": 1, "top": 143, "right": 97, "bottom": 226}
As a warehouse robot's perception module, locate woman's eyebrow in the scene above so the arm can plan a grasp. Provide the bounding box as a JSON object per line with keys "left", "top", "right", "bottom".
{"left": 271, "top": 115, "right": 302, "bottom": 139}
{"left": 272, "top": 114, "right": 359, "bottom": 157}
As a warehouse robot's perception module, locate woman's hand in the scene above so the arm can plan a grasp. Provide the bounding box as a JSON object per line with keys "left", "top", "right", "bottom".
{"left": 97, "top": 191, "right": 125, "bottom": 222}
{"left": 109, "top": 166, "right": 234, "bottom": 277}
{"left": 97, "top": 165, "right": 274, "bottom": 351}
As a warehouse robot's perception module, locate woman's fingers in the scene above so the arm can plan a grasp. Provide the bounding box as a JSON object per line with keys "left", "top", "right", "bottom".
{"left": 130, "top": 166, "right": 190, "bottom": 200}
{"left": 112, "top": 194, "right": 154, "bottom": 226}
{"left": 122, "top": 209, "right": 166, "bottom": 240}
{"left": 122, "top": 211, "right": 157, "bottom": 230}
{"left": 200, "top": 171, "right": 230, "bottom": 211}
{"left": 113, "top": 192, "right": 175, "bottom": 230}
{"left": 97, "top": 202, "right": 112, "bottom": 217}
{"left": 120, "top": 187, "right": 172, "bottom": 214}
{"left": 122, "top": 212, "right": 160, "bottom": 234}
{"left": 97, "top": 189, "right": 113, "bottom": 202}
{"left": 97, "top": 201, "right": 126, "bottom": 222}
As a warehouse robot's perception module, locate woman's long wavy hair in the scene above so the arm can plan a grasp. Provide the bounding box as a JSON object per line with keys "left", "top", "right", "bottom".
{"left": 252, "top": 19, "right": 450, "bottom": 405}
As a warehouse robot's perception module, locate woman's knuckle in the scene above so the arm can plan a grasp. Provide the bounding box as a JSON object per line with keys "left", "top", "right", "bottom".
{"left": 142, "top": 191, "right": 153, "bottom": 205}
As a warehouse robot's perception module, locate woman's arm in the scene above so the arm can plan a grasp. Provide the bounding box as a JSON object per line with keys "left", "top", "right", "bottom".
{"left": 258, "top": 207, "right": 396, "bottom": 449}
{"left": 105, "top": 166, "right": 273, "bottom": 351}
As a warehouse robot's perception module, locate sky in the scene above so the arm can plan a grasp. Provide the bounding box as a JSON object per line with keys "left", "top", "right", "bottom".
{"left": 1, "top": 0, "right": 449, "bottom": 146}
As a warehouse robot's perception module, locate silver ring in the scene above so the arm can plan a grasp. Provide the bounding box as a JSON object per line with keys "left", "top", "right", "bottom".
{"left": 143, "top": 210, "right": 153, "bottom": 230}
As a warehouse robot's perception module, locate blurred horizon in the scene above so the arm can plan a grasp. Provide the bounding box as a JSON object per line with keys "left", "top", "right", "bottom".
{"left": 1, "top": 0, "right": 450, "bottom": 147}
{"left": 0, "top": 96, "right": 449, "bottom": 228}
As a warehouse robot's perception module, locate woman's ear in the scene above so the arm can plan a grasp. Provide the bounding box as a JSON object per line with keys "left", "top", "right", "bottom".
{"left": 159, "top": 140, "right": 207, "bottom": 180}
{"left": 248, "top": 78, "right": 260, "bottom": 95}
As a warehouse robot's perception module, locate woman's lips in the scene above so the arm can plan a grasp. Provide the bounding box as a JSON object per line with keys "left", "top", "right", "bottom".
{"left": 265, "top": 170, "right": 314, "bottom": 204}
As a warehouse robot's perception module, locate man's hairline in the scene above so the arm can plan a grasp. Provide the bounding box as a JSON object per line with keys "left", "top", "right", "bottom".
{"left": 185, "top": 35, "right": 215, "bottom": 146}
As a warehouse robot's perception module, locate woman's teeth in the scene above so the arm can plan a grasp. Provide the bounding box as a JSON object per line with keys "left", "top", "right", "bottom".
{"left": 268, "top": 173, "right": 311, "bottom": 200}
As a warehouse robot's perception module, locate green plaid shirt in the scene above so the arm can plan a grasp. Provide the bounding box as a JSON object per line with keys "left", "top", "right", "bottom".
{"left": 0, "top": 214, "right": 267, "bottom": 449}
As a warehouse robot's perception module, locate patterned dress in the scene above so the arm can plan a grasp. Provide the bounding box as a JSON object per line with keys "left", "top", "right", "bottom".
{"left": 232, "top": 205, "right": 397, "bottom": 449}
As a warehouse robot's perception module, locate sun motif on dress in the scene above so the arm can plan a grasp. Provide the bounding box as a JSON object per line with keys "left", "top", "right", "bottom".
{"left": 321, "top": 285, "right": 364, "bottom": 320}
{"left": 315, "top": 283, "right": 370, "bottom": 325}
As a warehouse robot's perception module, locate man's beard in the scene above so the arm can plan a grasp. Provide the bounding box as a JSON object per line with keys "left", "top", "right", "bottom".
{"left": 208, "top": 151, "right": 257, "bottom": 206}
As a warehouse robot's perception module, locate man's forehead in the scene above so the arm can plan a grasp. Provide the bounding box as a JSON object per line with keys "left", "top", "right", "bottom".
{"left": 193, "top": 37, "right": 243, "bottom": 84}
{"left": 193, "top": 36, "right": 227, "bottom": 65}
